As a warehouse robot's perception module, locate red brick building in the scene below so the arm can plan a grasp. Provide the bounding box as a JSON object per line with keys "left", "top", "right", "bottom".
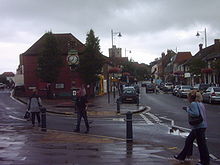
{"left": 19, "top": 33, "right": 87, "bottom": 97}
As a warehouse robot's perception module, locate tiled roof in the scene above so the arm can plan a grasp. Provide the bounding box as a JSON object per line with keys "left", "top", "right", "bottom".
{"left": 1, "top": 72, "right": 15, "bottom": 77}
{"left": 174, "top": 52, "right": 192, "bottom": 64}
{"left": 23, "top": 33, "right": 85, "bottom": 56}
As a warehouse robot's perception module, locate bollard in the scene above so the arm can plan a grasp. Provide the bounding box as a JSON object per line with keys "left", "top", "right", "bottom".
{"left": 136, "top": 97, "right": 139, "bottom": 106}
{"left": 117, "top": 98, "right": 120, "bottom": 113}
{"left": 126, "top": 111, "right": 133, "bottom": 143}
{"left": 40, "top": 107, "right": 47, "bottom": 132}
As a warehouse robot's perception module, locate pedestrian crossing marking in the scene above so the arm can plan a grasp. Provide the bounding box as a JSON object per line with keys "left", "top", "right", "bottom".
{"left": 140, "top": 113, "right": 154, "bottom": 125}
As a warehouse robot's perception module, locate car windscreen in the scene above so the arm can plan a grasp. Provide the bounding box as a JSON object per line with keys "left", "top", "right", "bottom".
{"left": 123, "top": 89, "right": 135, "bottom": 94}
{"left": 214, "top": 88, "right": 220, "bottom": 92}
{"left": 182, "top": 86, "right": 191, "bottom": 89}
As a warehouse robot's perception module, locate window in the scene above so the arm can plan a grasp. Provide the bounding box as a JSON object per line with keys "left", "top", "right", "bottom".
{"left": 55, "top": 83, "right": 64, "bottom": 89}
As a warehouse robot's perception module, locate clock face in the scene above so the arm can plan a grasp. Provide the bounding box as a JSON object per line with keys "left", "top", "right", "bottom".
{"left": 67, "top": 55, "right": 79, "bottom": 65}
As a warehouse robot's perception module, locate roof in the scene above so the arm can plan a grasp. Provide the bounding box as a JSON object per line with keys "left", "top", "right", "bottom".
{"left": 1, "top": 72, "right": 15, "bottom": 77}
{"left": 174, "top": 52, "right": 192, "bottom": 64}
{"left": 203, "top": 53, "right": 220, "bottom": 60}
{"left": 23, "top": 33, "right": 85, "bottom": 56}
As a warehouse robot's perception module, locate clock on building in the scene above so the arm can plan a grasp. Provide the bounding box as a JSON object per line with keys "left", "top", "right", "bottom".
{"left": 67, "top": 55, "right": 79, "bottom": 65}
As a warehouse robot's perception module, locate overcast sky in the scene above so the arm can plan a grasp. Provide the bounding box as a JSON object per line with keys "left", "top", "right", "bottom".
{"left": 0, "top": 0, "right": 220, "bottom": 74}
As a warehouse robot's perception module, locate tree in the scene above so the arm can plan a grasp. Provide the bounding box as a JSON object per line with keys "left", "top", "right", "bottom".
{"left": 76, "top": 29, "right": 104, "bottom": 85}
{"left": 37, "top": 32, "right": 63, "bottom": 83}
{"left": 188, "top": 58, "right": 206, "bottom": 75}
{"left": 211, "top": 59, "right": 220, "bottom": 83}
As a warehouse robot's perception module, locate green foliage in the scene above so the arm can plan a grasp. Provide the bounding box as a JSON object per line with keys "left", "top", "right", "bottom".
{"left": 37, "top": 32, "right": 63, "bottom": 83}
{"left": 189, "top": 58, "right": 206, "bottom": 75}
{"left": 77, "top": 29, "right": 104, "bottom": 85}
{"left": 211, "top": 59, "right": 220, "bottom": 73}
{"left": 121, "top": 60, "right": 150, "bottom": 81}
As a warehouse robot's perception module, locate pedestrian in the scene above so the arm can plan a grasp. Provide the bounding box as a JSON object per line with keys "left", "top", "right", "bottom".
{"left": 27, "top": 89, "right": 42, "bottom": 127}
{"left": 74, "top": 87, "right": 89, "bottom": 133}
{"left": 174, "top": 90, "right": 210, "bottom": 165}
{"left": 155, "top": 84, "right": 159, "bottom": 94}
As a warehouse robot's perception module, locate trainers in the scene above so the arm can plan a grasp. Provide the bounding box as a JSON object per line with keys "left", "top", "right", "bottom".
{"left": 174, "top": 155, "right": 184, "bottom": 163}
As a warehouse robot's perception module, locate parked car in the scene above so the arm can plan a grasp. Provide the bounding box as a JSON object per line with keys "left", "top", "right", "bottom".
{"left": 193, "top": 84, "right": 214, "bottom": 93}
{"left": 141, "top": 81, "right": 151, "bottom": 87}
{"left": 176, "top": 85, "right": 192, "bottom": 98}
{"left": 146, "top": 83, "right": 155, "bottom": 93}
{"left": 120, "top": 88, "right": 139, "bottom": 103}
{"left": 202, "top": 87, "right": 220, "bottom": 104}
{"left": 172, "top": 85, "right": 180, "bottom": 96}
{"left": 163, "top": 82, "right": 173, "bottom": 92}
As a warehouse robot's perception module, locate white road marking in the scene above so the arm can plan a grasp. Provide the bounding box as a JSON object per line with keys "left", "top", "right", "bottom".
{"left": 140, "top": 113, "right": 154, "bottom": 125}
{"left": 146, "top": 112, "right": 161, "bottom": 123}
{"left": 9, "top": 115, "right": 26, "bottom": 121}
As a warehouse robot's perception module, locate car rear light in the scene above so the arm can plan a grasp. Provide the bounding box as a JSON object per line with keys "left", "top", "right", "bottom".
{"left": 211, "top": 92, "right": 216, "bottom": 96}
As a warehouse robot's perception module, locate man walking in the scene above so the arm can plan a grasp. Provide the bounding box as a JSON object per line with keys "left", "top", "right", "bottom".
{"left": 74, "top": 88, "right": 89, "bottom": 133}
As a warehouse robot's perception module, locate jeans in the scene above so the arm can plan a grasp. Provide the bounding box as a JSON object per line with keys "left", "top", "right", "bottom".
{"left": 177, "top": 128, "right": 210, "bottom": 165}
{"left": 75, "top": 110, "right": 89, "bottom": 131}
{"left": 31, "top": 112, "right": 40, "bottom": 126}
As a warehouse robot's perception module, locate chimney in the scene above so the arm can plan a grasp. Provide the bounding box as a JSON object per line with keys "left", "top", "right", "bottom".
{"left": 199, "top": 44, "right": 203, "bottom": 51}
{"left": 214, "top": 39, "right": 220, "bottom": 44}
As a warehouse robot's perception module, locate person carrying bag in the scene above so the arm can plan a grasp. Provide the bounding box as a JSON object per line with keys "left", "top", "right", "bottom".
{"left": 27, "top": 89, "right": 42, "bottom": 127}
{"left": 174, "top": 90, "right": 210, "bottom": 165}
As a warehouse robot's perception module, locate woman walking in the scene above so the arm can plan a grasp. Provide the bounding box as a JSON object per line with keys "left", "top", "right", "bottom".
{"left": 174, "top": 90, "right": 210, "bottom": 165}
{"left": 27, "top": 89, "right": 42, "bottom": 127}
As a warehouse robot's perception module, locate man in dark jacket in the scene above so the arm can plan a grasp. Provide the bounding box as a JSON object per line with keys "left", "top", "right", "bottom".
{"left": 74, "top": 88, "right": 89, "bottom": 133}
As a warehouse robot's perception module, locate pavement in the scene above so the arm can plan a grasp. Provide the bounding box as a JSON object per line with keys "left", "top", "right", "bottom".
{"left": 1, "top": 92, "right": 203, "bottom": 165}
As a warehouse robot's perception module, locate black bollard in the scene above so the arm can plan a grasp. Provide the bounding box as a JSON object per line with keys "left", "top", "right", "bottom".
{"left": 136, "top": 97, "right": 139, "bottom": 106}
{"left": 126, "top": 111, "right": 133, "bottom": 143}
{"left": 117, "top": 98, "right": 120, "bottom": 113}
{"left": 40, "top": 107, "right": 47, "bottom": 132}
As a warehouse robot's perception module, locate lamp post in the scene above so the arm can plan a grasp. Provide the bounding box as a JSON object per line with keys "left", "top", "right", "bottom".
{"left": 196, "top": 28, "right": 207, "bottom": 48}
{"left": 125, "top": 48, "right": 132, "bottom": 57}
{"left": 111, "top": 29, "right": 122, "bottom": 58}
{"left": 111, "top": 30, "right": 122, "bottom": 99}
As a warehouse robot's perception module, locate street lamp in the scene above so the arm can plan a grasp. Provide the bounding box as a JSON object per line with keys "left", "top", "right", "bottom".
{"left": 125, "top": 48, "right": 132, "bottom": 57}
{"left": 196, "top": 28, "right": 207, "bottom": 48}
{"left": 111, "top": 29, "right": 122, "bottom": 57}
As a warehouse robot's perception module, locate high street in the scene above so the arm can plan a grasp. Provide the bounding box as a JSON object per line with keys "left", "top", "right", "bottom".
{"left": 0, "top": 88, "right": 220, "bottom": 165}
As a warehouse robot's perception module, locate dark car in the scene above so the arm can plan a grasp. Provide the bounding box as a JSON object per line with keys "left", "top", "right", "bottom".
{"left": 146, "top": 83, "right": 155, "bottom": 93}
{"left": 121, "top": 88, "right": 138, "bottom": 103}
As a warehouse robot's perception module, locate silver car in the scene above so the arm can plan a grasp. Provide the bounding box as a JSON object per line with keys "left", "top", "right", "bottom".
{"left": 176, "top": 85, "right": 192, "bottom": 98}
{"left": 202, "top": 87, "right": 220, "bottom": 104}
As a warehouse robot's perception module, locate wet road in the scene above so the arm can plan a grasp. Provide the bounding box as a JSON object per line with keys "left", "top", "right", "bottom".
{"left": 1, "top": 89, "right": 220, "bottom": 164}
{"left": 139, "top": 88, "right": 220, "bottom": 159}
